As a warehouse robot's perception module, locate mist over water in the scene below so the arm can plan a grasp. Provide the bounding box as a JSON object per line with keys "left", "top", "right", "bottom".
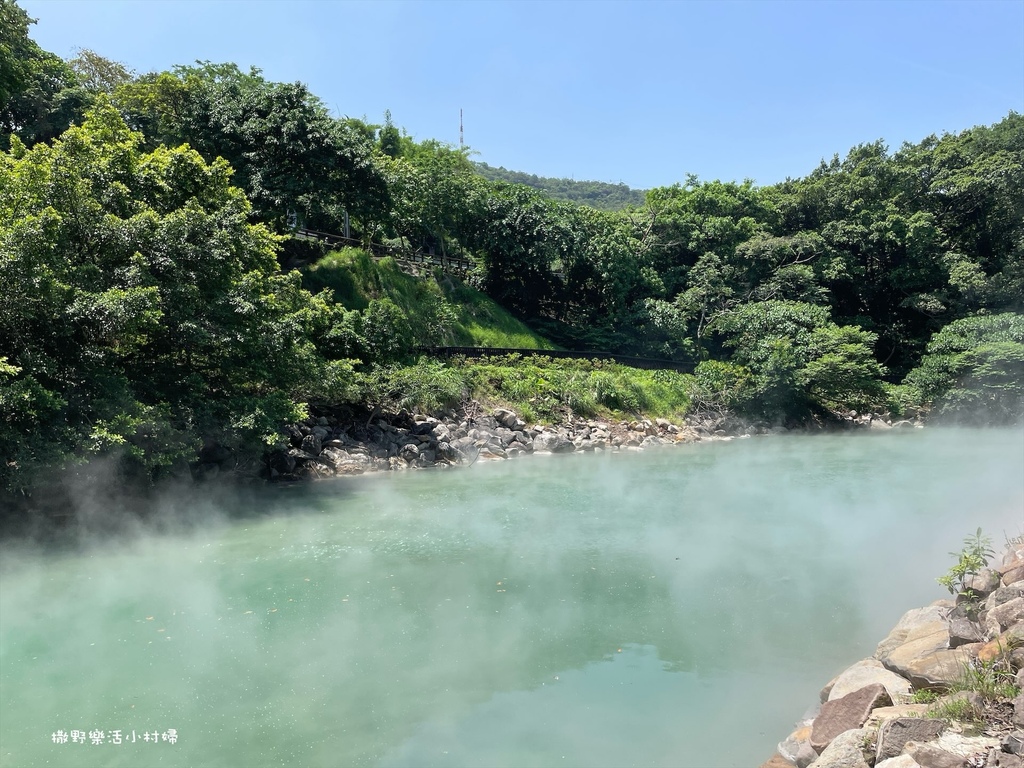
{"left": 1, "top": 429, "right": 1022, "bottom": 768}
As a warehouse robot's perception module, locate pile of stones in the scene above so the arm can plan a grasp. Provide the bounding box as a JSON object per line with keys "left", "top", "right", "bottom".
{"left": 764, "top": 544, "right": 1024, "bottom": 768}
{"left": 257, "top": 405, "right": 749, "bottom": 481}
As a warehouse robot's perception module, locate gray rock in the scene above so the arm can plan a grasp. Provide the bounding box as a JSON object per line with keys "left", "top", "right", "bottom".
{"left": 947, "top": 604, "right": 986, "bottom": 648}
{"left": 989, "top": 751, "right": 1024, "bottom": 767}
{"left": 1004, "top": 732, "right": 1024, "bottom": 756}
{"left": 904, "top": 744, "right": 966, "bottom": 768}
{"left": 532, "top": 432, "right": 575, "bottom": 453}
{"left": 492, "top": 408, "right": 519, "bottom": 429}
{"left": 809, "top": 728, "right": 873, "bottom": 768}
{"left": 989, "top": 598, "right": 1024, "bottom": 633}
{"left": 876, "top": 719, "right": 946, "bottom": 763}
{"left": 875, "top": 604, "right": 965, "bottom": 689}
{"left": 399, "top": 443, "right": 420, "bottom": 461}
{"left": 965, "top": 569, "right": 1003, "bottom": 598}
{"left": 300, "top": 433, "right": 322, "bottom": 456}
{"left": 824, "top": 659, "right": 913, "bottom": 703}
{"left": 811, "top": 684, "right": 892, "bottom": 753}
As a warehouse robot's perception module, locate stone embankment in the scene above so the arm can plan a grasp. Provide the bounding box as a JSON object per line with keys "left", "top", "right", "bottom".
{"left": 237, "top": 405, "right": 920, "bottom": 482}
{"left": 763, "top": 544, "right": 1024, "bottom": 768}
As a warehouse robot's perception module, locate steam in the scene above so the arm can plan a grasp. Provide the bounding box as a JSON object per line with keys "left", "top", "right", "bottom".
{"left": 1, "top": 427, "right": 1021, "bottom": 767}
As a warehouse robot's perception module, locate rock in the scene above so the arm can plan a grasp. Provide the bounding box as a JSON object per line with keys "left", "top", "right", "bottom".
{"left": 947, "top": 603, "right": 986, "bottom": 648}
{"left": 1001, "top": 557, "right": 1024, "bottom": 587}
{"left": 986, "top": 586, "right": 1024, "bottom": 613}
{"left": 877, "top": 757, "right": 923, "bottom": 768}
{"left": 892, "top": 420, "right": 915, "bottom": 429}
{"left": 877, "top": 605, "right": 953, "bottom": 658}
{"left": 300, "top": 433, "right": 322, "bottom": 456}
{"left": 824, "top": 659, "right": 914, "bottom": 703}
{"left": 866, "top": 704, "right": 932, "bottom": 728}
{"left": 871, "top": 419, "right": 893, "bottom": 430}
{"left": 928, "top": 732, "right": 999, "bottom": 760}
{"left": 1004, "top": 732, "right": 1024, "bottom": 756}
{"left": 989, "top": 598, "right": 1024, "bottom": 633}
{"left": 987, "top": 750, "right": 1024, "bottom": 767}
{"left": 904, "top": 743, "right": 966, "bottom": 768}
{"left": 809, "top": 727, "right": 873, "bottom": 768}
{"left": 532, "top": 432, "right": 575, "bottom": 453}
{"left": 761, "top": 753, "right": 797, "bottom": 768}
{"left": 965, "top": 569, "right": 1003, "bottom": 598}
{"left": 875, "top": 719, "right": 947, "bottom": 763}
{"left": 978, "top": 626, "right": 1024, "bottom": 662}
{"left": 1014, "top": 693, "right": 1024, "bottom": 728}
{"left": 399, "top": 443, "right": 420, "bottom": 462}
{"left": 875, "top": 602, "right": 974, "bottom": 689}
{"left": 811, "top": 684, "right": 892, "bottom": 753}
{"left": 492, "top": 408, "right": 519, "bottom": 429}
{"left": 780, "top": 726, "right": 817, "bottom": 768}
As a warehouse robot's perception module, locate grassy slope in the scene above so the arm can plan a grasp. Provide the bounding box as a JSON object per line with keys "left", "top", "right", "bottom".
{"left": 301, "top": 248, "right": 557, "bottom": 350}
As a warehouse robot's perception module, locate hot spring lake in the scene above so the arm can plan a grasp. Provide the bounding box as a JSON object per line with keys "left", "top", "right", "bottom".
{"left": 1, "top": 428, "right": 1022, "bottom": 768}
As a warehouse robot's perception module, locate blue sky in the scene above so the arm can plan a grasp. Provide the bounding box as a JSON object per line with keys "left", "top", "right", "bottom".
{"left": 21, "top": 0, "right": 1024, "bottom": 190}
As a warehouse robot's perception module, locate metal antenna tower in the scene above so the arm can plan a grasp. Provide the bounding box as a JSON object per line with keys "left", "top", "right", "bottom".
{"left": 459, "top": 109, "right": 464, "bottom": 149}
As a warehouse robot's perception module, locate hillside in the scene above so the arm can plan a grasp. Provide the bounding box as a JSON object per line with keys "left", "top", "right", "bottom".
{"left": 473, "top": 162, "right": 647, "bottom": 211}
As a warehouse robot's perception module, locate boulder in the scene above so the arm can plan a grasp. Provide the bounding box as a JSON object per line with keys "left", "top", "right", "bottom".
{"left": 875, "top": 719, "right": 947, "bottom": 763}
{"left": 1013, "top": 693, "right": 1024, "bottom": 728}
{"left": 809, "top": 727, "right": 873, "bottom": 768}
{"left": 532, "top": 432, "right": 575, "bottom": 453}
{"left": 300, "top": 433, "right": 322, "bottom": 456}
{"left": 824, "top": 659, "right": 913, "bottom": 703}
{"left": 978, "top": 626, "right": 1024, "bottom": 662}
{"left": 779, "top": 725, "right": 817, "bottom": 768}
{"left": 877, "top": 605, "right": 953, "bottom": 658}
{"left": 987, "top": 598, "right": 1024, "bottom": 634}
{"left": 492, "top": 408, "right": 519, "bottom": 429}
{"left": 811, "top": 684, "right": 892, "bottom": 753}
{"left": 903, "top": 743, "right": 966, "bottom": 768}
{"left": 1001, "top": 556, "right": 1024, "bottom": 587}
{"left": 875, "top": 605, "right": 967, "bottom": 689}
{"left": 965, "top": 569, "right": 1003, "bottom": 599}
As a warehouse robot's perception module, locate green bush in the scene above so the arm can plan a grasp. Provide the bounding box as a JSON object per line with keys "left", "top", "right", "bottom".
{"left": 906, "top": 313, "right": 1024, "bottom": 423}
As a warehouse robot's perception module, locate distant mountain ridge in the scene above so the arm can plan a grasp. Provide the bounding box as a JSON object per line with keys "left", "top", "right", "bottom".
{"left": 473, "top": 162, "right": 647, "bottom": 211}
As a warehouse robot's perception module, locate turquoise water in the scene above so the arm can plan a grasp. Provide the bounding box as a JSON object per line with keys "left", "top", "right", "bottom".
{"left": 1, "top": 429, "right": 1022, "bottom": 767}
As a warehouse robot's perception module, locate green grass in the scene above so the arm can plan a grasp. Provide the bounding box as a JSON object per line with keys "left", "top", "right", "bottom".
{"left": 360, "top": 355, "right": 692, "bottom": 423}
{"left": 927, "top": 696, "right": 980, "bottom": 722}
{"left": 302, "top": 248, "right": 555, "bottom": 350}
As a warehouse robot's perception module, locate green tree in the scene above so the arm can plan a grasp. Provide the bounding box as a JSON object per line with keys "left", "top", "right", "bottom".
{"left": 0, "top": 101, "right": 353, "bottom": 493}
{"left": 906, "top": 313, "right": 1024, "bottom": 423}
{"left": 116, "top": 63, "right": 390, "bottom": 233}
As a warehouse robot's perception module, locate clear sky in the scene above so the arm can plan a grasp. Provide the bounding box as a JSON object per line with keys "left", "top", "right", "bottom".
{"left": 20, "top": 0, "right": 1024, "bottom": 190}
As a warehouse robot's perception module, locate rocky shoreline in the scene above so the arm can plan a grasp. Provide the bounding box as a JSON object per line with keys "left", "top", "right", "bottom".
{"left": 201, "top": 403, "right": 924, "bottom": 483}
{"left": 762, "top": 543, "right": 1024, "bottom": 768}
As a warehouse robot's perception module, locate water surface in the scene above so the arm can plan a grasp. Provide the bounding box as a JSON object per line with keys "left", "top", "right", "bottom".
{"left": 1, "top": 429, "right": 1022, "bottom": 767}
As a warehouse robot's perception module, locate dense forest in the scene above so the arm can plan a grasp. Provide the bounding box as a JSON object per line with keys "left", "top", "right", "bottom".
{"left": 473, "top": 162, "right": 647, "bottom": 211}
{"left": 1, "top": 0, "right": 1022, "bottom": 500}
